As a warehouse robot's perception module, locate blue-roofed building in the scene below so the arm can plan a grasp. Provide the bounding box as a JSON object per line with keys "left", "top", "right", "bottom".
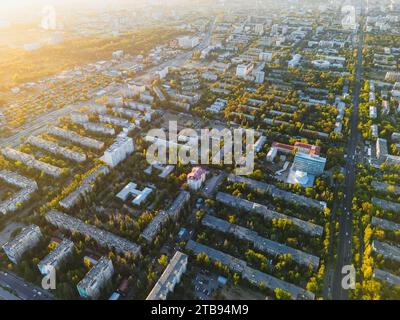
{"left": 109, "top": 292, "right": 120, "bottom": 300}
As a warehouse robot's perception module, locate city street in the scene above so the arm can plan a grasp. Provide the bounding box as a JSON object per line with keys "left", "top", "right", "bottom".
{"left": 332, "top": 2, "right": 365, "bottom": 300}
{"left": 0, "top": 270, "right": 54, "bottom": 300}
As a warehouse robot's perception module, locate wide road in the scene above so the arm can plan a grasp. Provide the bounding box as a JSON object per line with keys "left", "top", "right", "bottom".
{"left": 0, "top": 103, "right": 88, "bottom": 148}
{"left": 332, "top": 3, "right": 365, "bottom": 300}
{"left": 0, "top": 270, "right": 54, "bottom": 300}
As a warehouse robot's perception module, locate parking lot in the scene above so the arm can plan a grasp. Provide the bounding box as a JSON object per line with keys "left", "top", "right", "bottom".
{"left": 193, "top": 270, "right": 222, "bottom": 300}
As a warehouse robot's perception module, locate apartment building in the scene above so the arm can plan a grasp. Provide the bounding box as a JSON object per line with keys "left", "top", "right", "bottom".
{"left": 102, "top": 134, "right": 134, "bottom": 168}
{"left": 187, "top": 167, "right": 206, "bottom": 191}
{"left": 2, "top": 225, "right": 42, "bottom": 264}
{"left": 0, "top": 170, "right": 38, "bottom": 215}
{"left": 37, "top": 239, "right": 74, "bottom": 275}
{"left": 45, "top": 210, "right": 141, "bottom": 257}
{"left": 146, "top": 251, "right": 188, "bottom": 300}
{"left": 292, "top": 153, "right": 326, "bottom": 176}
{"left": 77, "top": 257, "right": 114, "bottom": 299}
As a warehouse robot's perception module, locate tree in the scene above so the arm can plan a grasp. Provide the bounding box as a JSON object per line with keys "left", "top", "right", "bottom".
{"left": 233, "top": 273, "right": 240, "bottom": 286}
{"left": 274, "top": 288, "right": 292, "bottom": 300}
{"left": 158, "top": 255, "right": 168, "bottom": 268}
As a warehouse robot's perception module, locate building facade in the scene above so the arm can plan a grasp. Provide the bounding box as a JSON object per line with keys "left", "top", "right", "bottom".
{"left": 102, "top": 134, "right": 134, "bottom": 168}
{"left": 77, "top": 257, "right": 114, "bottom": 299}
{"left": 2, "top": 225, "right": 42, "bottom": 264}
{"left": 187, "top": 167, "right": 206, "bottom": 191}
{"left": 146, "top": 251, "right": 188, "bottom": 300}
{"left": 293, "top": 153, "right": 326, "bottom": 176}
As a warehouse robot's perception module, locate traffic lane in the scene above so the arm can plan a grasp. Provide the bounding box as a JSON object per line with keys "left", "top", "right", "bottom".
{"left": 0, "top": 271, "right": 53, "bottom": 300}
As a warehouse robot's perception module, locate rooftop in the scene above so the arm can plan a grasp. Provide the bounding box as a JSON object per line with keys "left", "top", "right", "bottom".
{"left": 146, "top": 251, "right": 188, "bottom": 300}
{"left": 46, "top": 210, "right": 141, "bottom": 256}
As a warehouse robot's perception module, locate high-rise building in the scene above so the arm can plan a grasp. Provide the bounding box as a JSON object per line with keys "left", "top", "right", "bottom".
{"left": 271, "top": 24, "right": 279, "bottom": 35}
{"left": 293, "top": 153, "right": 326, "bottom": 176}
{"left": 254, "top": 24, "right": 264, "bottom": 35}
{"left": 102, "top": 133, "right": 134, "bottom": 168}
{"left": 236, "top": 63, "right": 254, "bottom": 77}
{"left": 177, "top": 36, "right": 200, "bottom": 49}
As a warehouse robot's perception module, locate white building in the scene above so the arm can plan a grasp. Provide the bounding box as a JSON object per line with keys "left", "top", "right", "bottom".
{"left": 0, "top": 170, "right": 38, "bottom": 215}
{"left": 187, "top": 167, "right": 206, "bottom": 191}
{"left": 311, "top": 60, "right": 331, "bottom": 69}
{"left": 102, "top": 134, "right": 134, "bottom": 168}
{"left": 206, "top": 98, "right": 228, "bottom": 113}
{"left": 254, "top": 136, "right": 267, "bottom": 152}
{"left": 156, "top": 67, "right": 169, "bottom": 79}
{"left": 38, "top": 239, "right": 74, "bottom": 275}
{"left": 271, "top": 24, "right": 279, "bottom": 35}
{"left": 386, "top": 155, "right": 400, "bottom": 166}
{"left": 266, "top": 147, "right": 278, "bottom": 162}
{"left": 254, "top": 70, "right": 265, "bottom": 84}
{"left": 371, "top": 124, "right": 379, "bottom": 138}
{"left": 2, "top": 225, "right": 42, "bottom": 264}
{"left": 71, "top": 112, "right": 89, "bottom": 124}
{"left": 259, "top": 52, "right": 273, "bottom": 61}
{"left": 116, "top": 182, "right": 153, "bottom": 206}
{"left": 369, "top": 106, "right": 377, "bottom": 119}
{"left": 376, "top": 138, "right": 388, "bottom": 161}
{"left": 177, "top": 36, "right": 200, "bottom": 49}
{"left": 146, "top": 251, "right": 188, "bottom": 300}
{"left": 254, "top": 24, "right": 264, "bottom": 35}
{"left": 288, "top": 54, "right": 302, "bottom": 68}
{"left": 77, "top": 257, "right": 114, "bottom": 299}
{"left": 112, "top": 50, "right": 124, "bottom": 60}
{"left": 236, "top": 63, "right": 254, "bottom": 78}
{"left": 392, "top": 132, "right": 400, "bottom": 142}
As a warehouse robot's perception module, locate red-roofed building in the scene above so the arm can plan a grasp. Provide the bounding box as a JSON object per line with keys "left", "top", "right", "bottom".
{"left": 268, "top": 141, "right": 321, "bottom": 162}
{"left": 294, "top": 142, "right": 321, "bottom": 155}
{"left": 271, "top": 142, "right": 295, "bottom": 153}
{"left": 187, "top": 167, "right": 206, "bottom": 191}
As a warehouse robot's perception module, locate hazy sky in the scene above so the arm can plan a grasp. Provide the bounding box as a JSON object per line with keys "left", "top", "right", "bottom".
{"left": 0, "top": 0, "right": 149, "bottom": 21}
